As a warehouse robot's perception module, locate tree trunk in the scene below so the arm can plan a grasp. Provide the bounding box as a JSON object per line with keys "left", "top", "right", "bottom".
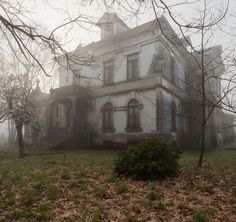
{"left": 198, "top": 25, "right": 206, "bottom": 168}
{"left": 198, "top": 122, "right": 206, "bottom": 167}
{"left": 16, "top": 124, "right": 25, "bottom": 158}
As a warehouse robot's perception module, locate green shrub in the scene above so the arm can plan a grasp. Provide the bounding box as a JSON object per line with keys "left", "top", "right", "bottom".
{"left": 114, "top": 139, "right": 181, "bottom": 180}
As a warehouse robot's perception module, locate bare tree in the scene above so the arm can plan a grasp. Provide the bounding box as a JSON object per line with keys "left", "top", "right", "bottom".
{"left": 150, "top": 0, "right": 235, "bottom": 167}
{"left": 0, "top": 0, "right": 98, "bottom": 77}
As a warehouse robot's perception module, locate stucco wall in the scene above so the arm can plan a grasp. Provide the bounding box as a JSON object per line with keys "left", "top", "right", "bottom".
{"left": 89, "top": 89, "right": 155, "bottom": 134}
{"left": 57, "top": 23, "right": 189, "bottom": 147}
{"left": 59, "top": 35, "right": 186, "bottom": 91}
{"left": 88, "top": 88, "right": 185, "bottom": 145}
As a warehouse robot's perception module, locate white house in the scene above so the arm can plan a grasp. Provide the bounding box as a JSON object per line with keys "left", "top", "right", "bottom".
{"left": 39, "top": 12, "right": 226, "bottom": 149}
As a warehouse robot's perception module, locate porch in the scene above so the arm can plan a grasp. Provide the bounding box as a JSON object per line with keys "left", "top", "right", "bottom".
{"left": 47, "top": 84, "right": 90, "bottom": 148}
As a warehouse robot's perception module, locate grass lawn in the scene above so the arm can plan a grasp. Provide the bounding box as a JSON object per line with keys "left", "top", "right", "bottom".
{"left": 0, "top": 149, "right": 235, "bottom": 221}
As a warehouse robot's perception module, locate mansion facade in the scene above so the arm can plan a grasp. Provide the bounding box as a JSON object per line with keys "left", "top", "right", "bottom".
{"left": 29, "top": 13, "right": 233, "bottom": 149}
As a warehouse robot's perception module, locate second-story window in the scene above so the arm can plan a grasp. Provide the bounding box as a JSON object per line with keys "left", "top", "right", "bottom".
{"left": 127, "top": 53, "right": 139, "bottom": 80}
{"left": 171, "top": 99, "right": 177, "bottom": 132}
{"left": 170, "top": 56, "right": 176, "bottom": 84}
{"left": 104, "top": 60, "right": 114, "bottom": 85}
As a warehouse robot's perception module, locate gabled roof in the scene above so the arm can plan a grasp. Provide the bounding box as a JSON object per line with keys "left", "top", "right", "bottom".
{"left": 76, "top": 19, "right": 158, "bottom": 54}
{"left": 74, "top": 15, "right": 191, "bottom": 58}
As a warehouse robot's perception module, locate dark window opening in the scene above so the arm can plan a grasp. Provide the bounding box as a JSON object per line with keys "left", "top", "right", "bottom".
{"left": 156, "top": 93, "right": 163, "bottom": 131}
{"left": 127, "top": 53, "right": 139, "bottom": 80}
{"left": 103, "top": 102, "right": 114, "bottom": 130}
{"left": 170, "top": 56, "right": 176, "bottom": 84}
{"left": 104, "top": 60, "right": 114, "bottom": 85}
{"left": 127, "top": 99, "right": 140, "bottom": 129}
{"left": 171, "top": 100, "right": 177, "bottom": 132}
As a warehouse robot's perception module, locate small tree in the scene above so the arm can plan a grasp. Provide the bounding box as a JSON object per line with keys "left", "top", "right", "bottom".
{"left": 0, "top": 70, "right": 40, "bottom": 158}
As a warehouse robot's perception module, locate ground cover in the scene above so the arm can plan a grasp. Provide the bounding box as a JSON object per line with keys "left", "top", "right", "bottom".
{"left": 0, "top": 149, "right": 235, "bottom": 221}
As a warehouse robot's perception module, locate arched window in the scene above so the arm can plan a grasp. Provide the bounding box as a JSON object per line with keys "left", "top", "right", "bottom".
{"left": 103, "top": 103, "right": 113, "bottom": 130}
{"left": 127, "top": 99, "right": 140, "bottom": 129}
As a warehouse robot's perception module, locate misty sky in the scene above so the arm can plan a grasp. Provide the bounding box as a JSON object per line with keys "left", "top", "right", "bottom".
{"left": 24, "top": 0, "right": 236, "bottom": 52}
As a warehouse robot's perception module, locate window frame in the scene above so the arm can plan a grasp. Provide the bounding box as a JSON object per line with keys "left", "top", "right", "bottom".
{"left": 171, "top": 99, "right": 177, "bottom": 132}
{"left": 102, "top": 102, "right": 114, "bottom": 132}
{"left": 127, "top": 53, "right": 139, "bottom": 81}
{"left": 170, "top": 56, "right": 176, "bottom": 85}
{"left": 156, "top": 92, "right": 163, "bottom": 132}
{"left": 126, "top": 99, "right": 142, "bottom": 131}
{"left": 103, "top": 60, "right": 114, "bottom": 85}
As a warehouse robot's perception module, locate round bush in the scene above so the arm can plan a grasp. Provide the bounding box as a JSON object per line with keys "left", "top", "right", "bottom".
{"left": 114, "top": 139, "right": 181, "bottom": 180}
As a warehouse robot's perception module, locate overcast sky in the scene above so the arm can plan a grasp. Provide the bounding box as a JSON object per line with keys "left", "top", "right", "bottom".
{"left": 24, "top": 0, "right": 236, "bottom": 53}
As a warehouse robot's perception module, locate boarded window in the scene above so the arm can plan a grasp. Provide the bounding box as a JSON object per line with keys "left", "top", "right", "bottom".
{"left": 103, "top": 103, "right": 113, "bottom": 129}
{"left": 104, "top": 60, "right": 114, "bottom": 84}
{"left": 127, "top": 99, "right": 140, "bottom": 129}
{"left": 127, "top": 53, "right": 139, "bottom": 80}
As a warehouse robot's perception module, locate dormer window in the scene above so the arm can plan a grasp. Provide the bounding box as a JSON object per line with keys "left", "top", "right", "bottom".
{"left": 104, "top": 60, "right": 114, "bottom": 85}
{"left": 96, "top": 12, "right": 129, "bottom": 40}
{"left": 104, "top": 23, "right": 114, "bottom": 35}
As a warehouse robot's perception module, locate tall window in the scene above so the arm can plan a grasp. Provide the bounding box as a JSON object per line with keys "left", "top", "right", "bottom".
{"left": 171, "top": 100, "right": 177, "bottom": 132}
{"left": 127, "top": 99, "right": 140, "bottom": 129}
{"left": 178, "top": 102, "right": 184, "bottom": 132}
{"left": 104, "top": 60, "right": 114, "bottom": 85}
{"left": 170, "top": 56, "right": 176, "bottom": 84}
{"left": 156, "top": 92, "right": 163, "bottom": 131}
{"left": 127, "top": 53, "right": 139, "bottom": 80}
{"left": 103, "top": 103, "right": 114, "bottom": 130}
